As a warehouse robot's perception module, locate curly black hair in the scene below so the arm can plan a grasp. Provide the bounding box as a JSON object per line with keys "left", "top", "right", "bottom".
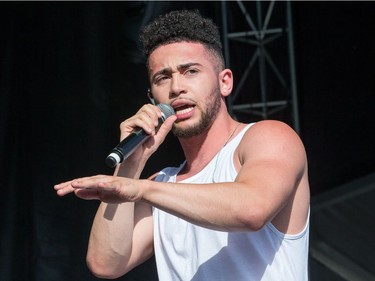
{"left": 140, "top": 10, "right": 224, "bottom": 70}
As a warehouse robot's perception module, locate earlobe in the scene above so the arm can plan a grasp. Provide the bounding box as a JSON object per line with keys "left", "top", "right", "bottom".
{"left": 147, "top": 89, "right": 156, "bottom": 105}
{"left": 219, "top": 69, "right": 233, "bottom": 97}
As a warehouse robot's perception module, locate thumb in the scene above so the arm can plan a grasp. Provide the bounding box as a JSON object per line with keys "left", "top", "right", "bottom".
{"left": 156, "top": 115, "right": 177, "bottom": 140}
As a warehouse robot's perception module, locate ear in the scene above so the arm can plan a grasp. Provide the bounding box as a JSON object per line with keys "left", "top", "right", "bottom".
{"left": 147, "top": 89, "right": 156, "bottom": 105}
{"left": 219, "top": 69, "right": 233, "bottom": 97}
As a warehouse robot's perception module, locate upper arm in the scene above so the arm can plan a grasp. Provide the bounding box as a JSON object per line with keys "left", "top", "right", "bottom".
{"left": 235, "top": 120, "right": 308, "bottom": 231}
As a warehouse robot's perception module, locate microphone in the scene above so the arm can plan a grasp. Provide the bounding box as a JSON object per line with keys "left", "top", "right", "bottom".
{"left": 105, "top": 103, "right": 175, "bottom": 168}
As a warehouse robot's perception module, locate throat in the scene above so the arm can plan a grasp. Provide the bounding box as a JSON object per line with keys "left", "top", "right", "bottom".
{"left": 177, "top": 122, "right": 241, "bottom": 181}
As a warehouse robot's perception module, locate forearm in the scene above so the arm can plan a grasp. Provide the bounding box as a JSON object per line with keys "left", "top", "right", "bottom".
{"left": 86, "top": 160, "right": 149, "bottom": 278}
{"left": 87, "top": 202, "right": 135, "bottom": 278}
{"left": 114, "top": 154, "right": 148, "bottom": 179}
{"left": 141, "top": 180, "right": 268, "bottom": 232}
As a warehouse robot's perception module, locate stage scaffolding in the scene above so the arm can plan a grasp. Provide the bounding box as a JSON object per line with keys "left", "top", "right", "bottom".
{"left": 221, "top": 0, "right": 300, "bottom": 133}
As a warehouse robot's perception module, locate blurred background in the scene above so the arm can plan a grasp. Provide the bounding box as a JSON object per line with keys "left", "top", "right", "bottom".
{"left": 1, "top": 1, "right": 374, "bottom": 280}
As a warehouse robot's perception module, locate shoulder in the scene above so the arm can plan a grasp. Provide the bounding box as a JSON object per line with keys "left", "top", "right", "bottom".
{"left": 241, "top": 120, "right": 303, "bottom": 147}
{"left": 245, "top": 119, "right": 298, "bottom": 135}
{"left": 238, "top": 120, "right": 306, "bottom": 166}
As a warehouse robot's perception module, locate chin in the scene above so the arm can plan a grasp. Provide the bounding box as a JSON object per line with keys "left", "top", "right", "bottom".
{"left": 172, "top": 120, "right": 212, "bottom": 139}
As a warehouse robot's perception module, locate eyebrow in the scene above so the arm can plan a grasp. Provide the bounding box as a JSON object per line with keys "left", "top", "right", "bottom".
{"left": 151, "top": 68, "right": 170, "bottom": 82}
{"left": 151, "top": 62, "right": 203, "bottom": 82}
{"left": 177, "top": 62, "right": 202, "bottom": 72}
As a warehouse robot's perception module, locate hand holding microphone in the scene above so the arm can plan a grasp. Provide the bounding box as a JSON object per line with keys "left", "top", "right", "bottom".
{"left": 105, "top": 104, "right": 175, "bottom": 168}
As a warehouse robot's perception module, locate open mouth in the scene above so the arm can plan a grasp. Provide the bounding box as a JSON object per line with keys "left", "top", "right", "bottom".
{"left": 173, "top": 103, "right": 195, "bottom": 120}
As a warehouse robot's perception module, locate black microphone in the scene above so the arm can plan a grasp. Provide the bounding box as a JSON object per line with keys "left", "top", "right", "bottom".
{"left": 105, "top": 103, "right": 175, "bottom": 168}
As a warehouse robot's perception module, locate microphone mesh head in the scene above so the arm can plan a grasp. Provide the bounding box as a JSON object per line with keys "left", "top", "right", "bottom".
{"left": 157, "top": 103, "right": 175, "bottom": 121}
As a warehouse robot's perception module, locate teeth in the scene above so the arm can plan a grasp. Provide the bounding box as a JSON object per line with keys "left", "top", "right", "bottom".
{"left": 176, "top": 107, "right": 193, "bottom": 115}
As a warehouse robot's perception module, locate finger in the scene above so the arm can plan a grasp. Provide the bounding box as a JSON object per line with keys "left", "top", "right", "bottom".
{"left": 55, "top": 184, "right": 76, "bottom": 196}
{"left": 54, "top": 174, "right": 105, "bottom": 188}
{"left": 70, "top": 175, "right": 113, "bottom": 189}
{"left": 74, "top": 188, "right": 100, "bottom": 200}
{"left": 139, "top": 104, "right": 162, "bottom": 123}
{"left": 137, "top": 104, "right": 163, "bottom": 134}
{"left": 141, "top": 115, "right": 176, "bottom": 152}
{"left": 75, "top": 181, "right": 121, "bottom": 203}
{"left": 121, "top": 112, "right": 156, "bottom": 136}
{"left": 163, "top": 114, "right": 177, "bottom": 128}
{"left": 156, "top": 115, "right": 177, "bottom": 140}
{"left": 54, "top": 175, "right": 113, "bottom": 197}
{"left": 54, "top": 179, "right": 73, "bottom": 190}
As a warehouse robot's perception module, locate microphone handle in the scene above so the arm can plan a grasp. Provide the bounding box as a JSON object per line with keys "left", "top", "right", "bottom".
{"left": 106, "top": 128, "right": 149, "bottom": 167}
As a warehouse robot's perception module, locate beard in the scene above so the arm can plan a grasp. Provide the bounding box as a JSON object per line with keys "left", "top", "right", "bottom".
{"left": 172, "top": 84, "right": 222, "bottom": 138}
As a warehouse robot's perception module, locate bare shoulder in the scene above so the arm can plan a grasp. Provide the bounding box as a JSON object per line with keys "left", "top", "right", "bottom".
{"left": 237, "top": 120, "right": 307, "bottom": 167}
{"left": 245, "top": 120, "right": 301, "bottom": 141}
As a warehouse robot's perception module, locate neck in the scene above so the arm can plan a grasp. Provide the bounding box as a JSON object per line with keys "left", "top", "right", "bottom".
{"left": 177, "top": 113, "right": 240, "bottom": 179}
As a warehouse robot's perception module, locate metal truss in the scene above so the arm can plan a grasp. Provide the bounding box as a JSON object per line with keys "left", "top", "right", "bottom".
{"left": 221, "top": 0, "right": 300, "bottom": 133}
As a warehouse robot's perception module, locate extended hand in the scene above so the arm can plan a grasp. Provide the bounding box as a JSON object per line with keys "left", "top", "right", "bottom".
{"left": 54, "top": 175, "right": 143, "bottom": 204}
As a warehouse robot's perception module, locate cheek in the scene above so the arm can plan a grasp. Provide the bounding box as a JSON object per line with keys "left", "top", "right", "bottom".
{"left": 149, "top": 88, "right": 168, "bottom": 104}
{"left": 192, "top": 77, "right": 218, "bottom": 97}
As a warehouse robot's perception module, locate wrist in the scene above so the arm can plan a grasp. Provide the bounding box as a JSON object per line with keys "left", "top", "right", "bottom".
{"left": 139, "top": 179, "right": 154, "bottom": 203}
{"left": 137, "top": 179, "right": 153, "bottom": 203}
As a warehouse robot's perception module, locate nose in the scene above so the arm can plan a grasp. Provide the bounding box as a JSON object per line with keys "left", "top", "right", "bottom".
{"left": 170, "top": 74, "right": 186, "bottom": 97}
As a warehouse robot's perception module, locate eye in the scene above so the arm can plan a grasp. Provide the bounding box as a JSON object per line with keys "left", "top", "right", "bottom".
{"left": 155, "top": 75, "right": 169, "bottom": 84}
{"left": 185, "top": 68, "right": 198, "bottom": 76}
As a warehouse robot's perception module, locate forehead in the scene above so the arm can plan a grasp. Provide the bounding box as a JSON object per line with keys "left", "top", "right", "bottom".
{"left": 148, "top": 42, "right": 212, "bottom": 72}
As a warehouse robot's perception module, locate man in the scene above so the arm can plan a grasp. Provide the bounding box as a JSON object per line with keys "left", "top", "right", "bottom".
{"left": 55, "top": 10, "right": 310, "bottom": 280}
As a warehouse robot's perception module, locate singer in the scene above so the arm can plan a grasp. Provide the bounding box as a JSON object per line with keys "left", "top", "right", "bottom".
{"left": 55, "top": 10, "right": 310, "bottom": 281}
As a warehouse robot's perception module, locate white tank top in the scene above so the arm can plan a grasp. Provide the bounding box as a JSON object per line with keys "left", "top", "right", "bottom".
{"left": 153, "top": 123, "right": 309, "bottom": 281}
